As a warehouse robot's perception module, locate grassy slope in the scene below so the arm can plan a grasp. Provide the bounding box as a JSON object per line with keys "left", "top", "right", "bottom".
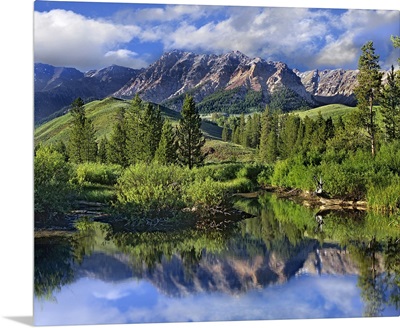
{"left": 292, "top": 104, "right": 356, "bottom": 121}
{"left": 203, "top": 139, "right": 256, "bottom": 163}
{"left": 293, "top": 103, "right": 385, "bottom": 128}
{"left": 34, "top": 97, "right": 223, "bottom": 145}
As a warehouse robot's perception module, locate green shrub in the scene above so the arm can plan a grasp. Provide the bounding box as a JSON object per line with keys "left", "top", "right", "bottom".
{"left": 367, "top": 176, "right": 400, "bottom": 214}
{"left": 115, "top": 163, "right": 193, "bottom": 218}
{"left": 73, "top": 162, "right": 123, "bottom": 186}
{"left": 285, "top": 163, "right": 316, "bottom": 191}
{"left": 209, "top": 163, "right": 243, "bottom": 181}
{"left": 34, "top": 147, "right": 73, "bottom": 219}
{"left": 223, "top": 177, "right": 254, "bottom": 193}
{"left": 320, "top": 150, "right": 380, "bottom": 199}
{"left": 257, "top": 164, "right": 275, "bottom": 187}
{"left": 375, "top": 141, "right": 400, "bottom": 175}
{"left": 270, "top": 159, "right": 291, "bottom": 188}
{"left": 236, "top": 163, "right": 265, "bottom": 182}
{"left": 184, "top": 177, "right": 230, "bottom": 210}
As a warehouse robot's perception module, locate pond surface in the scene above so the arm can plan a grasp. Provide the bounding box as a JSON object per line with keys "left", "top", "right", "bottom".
{"left": 34, "top": 192, "right": 400, "bottom": 326}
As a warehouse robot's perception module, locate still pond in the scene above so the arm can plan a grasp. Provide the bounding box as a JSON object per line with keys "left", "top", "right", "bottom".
{"left": 34, "top": 192, "right": 400, "bottom": 325}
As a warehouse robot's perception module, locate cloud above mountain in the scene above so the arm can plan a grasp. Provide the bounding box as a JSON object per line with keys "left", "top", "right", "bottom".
{"left": 34, "top": 2, "right": 399, "bottom": 72}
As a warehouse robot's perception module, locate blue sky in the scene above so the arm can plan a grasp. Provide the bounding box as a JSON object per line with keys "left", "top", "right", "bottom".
{"left": 33, "top": 275, "right": 373, "bottom": 325}
{"left": 34, "top": 0, "right": 399, "bottom": 72}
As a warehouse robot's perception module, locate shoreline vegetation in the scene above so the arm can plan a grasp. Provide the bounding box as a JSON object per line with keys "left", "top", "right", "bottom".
{"left": 34, "top": 40, "right": 400, "bottom": 234}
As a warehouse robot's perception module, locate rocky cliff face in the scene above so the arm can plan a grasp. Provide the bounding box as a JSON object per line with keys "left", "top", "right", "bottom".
{"left": 34, "top": 51, "right": 366, "bottom": 122}
{"left": 296, "top": 69, "right": 359, "bottom": 106}
{"left": 113, "top": 50, "right": 315, "bottom": 110}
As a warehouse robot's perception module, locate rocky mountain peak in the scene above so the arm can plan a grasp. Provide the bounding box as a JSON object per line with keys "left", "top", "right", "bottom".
{"left": 35, "top": 50, "right": 368, "bottom": 122}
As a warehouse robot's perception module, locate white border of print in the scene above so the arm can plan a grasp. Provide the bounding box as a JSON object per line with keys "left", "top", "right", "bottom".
{"left": 0, "top": 1, "right": 398, "bottom": 328}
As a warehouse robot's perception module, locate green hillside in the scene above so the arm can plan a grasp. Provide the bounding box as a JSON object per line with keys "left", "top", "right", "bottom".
{"left": 292, "top": 103, "right": 356, "bottom": 121}
{"left": 34, "top": 97, "right": 223, "bottom": 145}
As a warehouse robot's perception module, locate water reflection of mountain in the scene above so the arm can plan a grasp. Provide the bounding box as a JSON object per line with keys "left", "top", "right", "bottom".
{"left": 73, "top": 239, "right": 370, "bottom": 298}
{"left": 35, "top": 192, "right": 399, "bottom": 319}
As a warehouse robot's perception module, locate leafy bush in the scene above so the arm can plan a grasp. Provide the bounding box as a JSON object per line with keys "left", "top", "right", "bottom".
{"left": 34, "top": 147, "right": 73, "bottom": 219}
{"left": 270, "top": 159, "right": 316, "bottom": 191}
{"left": 257, "top": 164, "right": 275, "bottom": 187}
{"left": 210, "top": 163, "right": 243, "bottom": 181}
{"left": 114, "top": 162, "right": 261, "bottom": 221}
{"left": 73, "top": 162, "right": 123, "bottom": 186}
{"left": 184, "top": 177, "right": 230, "bottom": 210}
{"left": 270, "top": 159, "right": 292, "bottom": 188}
{"left": 375, "top": 141, "right": 400, "bottom": 175}
{"left": 115, "top": 163, "right": 193, "bottom": 218}
{"left": 236, "top": 163, "right": 265, "bottom": 182}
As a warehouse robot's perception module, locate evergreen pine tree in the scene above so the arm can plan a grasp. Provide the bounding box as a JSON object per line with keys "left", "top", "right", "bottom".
{"left": 310, "top": 111, "right": 327, "bottom": 152}
{"left": 108, "top": 109, "right": 129, "bottom": 166}
{"left": 68, "top": 97, "right": 98, "bottom": 163}
{"left": 301, "top": 115, "right": 315, "bottom": 152}
{"left": 222, "top": 123, "right": 229, "bottom": 142}
{"left": 142, "top": 103, "right": 164, "bottom": 162}
{"left": 243, "top": 115, "right": 252, "bottom": 147}
{"left": 154, "top": 119, "right": 177, "bottom": 165}
{"left": 354, "top": 41, "right": 383, "bottom": 157}
{"left": 266, "top": 128, "right": 279, "bottom": 163}
{"left": 391, "top": 35, "right": 400, "bottom": 65}
{"left": 250, "top": 113, "right": 261, "bottom": 148}
{"left": 238, "top": 113, "right": 246, "bottom": 146}
{"left": 97, "top": 137, "right": 108, "bottom": 163}
{"left": 125, "top": 96, "right": 164, "bottom": 164}
{"left": 125, "top": 95, "right": 144, "bottom": 164}
{"left": 379, "top": 65, "right": 400, "bottom": 141}
{"left": 325, "top": 117, "right": 335, "bottom": 140}
{"left": 279, "top": 114, "right": 301, "bottom": 159}
{"left": 232, "top": 125, "right": 240, "bottom": 144}
{"left": 53, "top": 140, "right": 69, "bottom": 162}
{"left": 176, "top": 95, "right": 205, "bottom": 169}
{"left": 259, "top": 106, "right": 273, "bottom": 162}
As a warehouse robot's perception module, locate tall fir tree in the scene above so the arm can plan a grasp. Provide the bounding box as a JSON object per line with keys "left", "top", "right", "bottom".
{"left": 279, "top": 114, "right": 301, "bottom": 159}
{"left": 310, "top": 111, "right": 327, "bottom": 152}
{"left": 354, "top": 41, "right": 383, "bottom": 157}
{"left": 97, "top": 137, "right": 108, "bottom": 164}
{"left": 243, "top": 115, "right": 252, "bottom": 147}
{"left": 379, "top": 65, "right": 400, "bottom": 141}
{"left": 125, "top": 96, "right": 164, "bottom": 164}
{"left": 154, "top": 119, "right": 177, "bottom": 165}
{"left": 238, "top": 113, "right": 246, "bottom": 146}
{"left": 221, "top": 123, "right": 230, "bottom": 142}
{"left": 391, "top": 35, "right": 400, "bottom": 65}
{"left": 142, "top": 103, "right": 164, "bottom": 162}
{"left": 259, "top": 106, "right": 279, "bottom": 163}
{"left": 108, "top": 108, "right": 129, "bottom": 166}
{"left": 250, "top": 113, "right": 261, "bottom": 148}
{"left": 301, "top": 115, "right": 315, "bottom": 152}
{"left": 176, "top": 94, "right": 206, "bottom": 169}
{"left": 125, "top": 95, "right": 144, "bottom": 164}
{"left": 68, "top": 97, "right": 98, "bottom": 163}
{"left": 259, "top": 106, "right": 273, "bottom": 162}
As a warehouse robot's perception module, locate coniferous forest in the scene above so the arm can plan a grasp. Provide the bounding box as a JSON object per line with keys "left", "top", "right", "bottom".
{"left": 34, "top": 39, "right": 400, "bottom": 230}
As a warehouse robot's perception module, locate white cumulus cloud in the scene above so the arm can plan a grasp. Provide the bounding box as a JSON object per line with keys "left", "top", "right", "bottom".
{"left": 34, "top": 9, "right": 144, "bottom": 71}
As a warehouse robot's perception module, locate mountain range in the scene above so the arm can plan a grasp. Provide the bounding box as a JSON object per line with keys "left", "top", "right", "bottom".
{"left": 34, "top": 50, "right": 362, "bottom": 123}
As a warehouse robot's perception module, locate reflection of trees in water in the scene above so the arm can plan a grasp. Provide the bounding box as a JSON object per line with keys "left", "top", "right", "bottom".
{"left": 34, "top": 193, "right": 400, "bottom": 312}
{"left": 34, "top": 236, "right": 75, "bottom": 301}
{"left": 351, "top": 236, "right": 385, "bottom": 317}
{"left": 383, "top": 237, "right": 400, "bottom": 310}
{"left": 237, "top": 192, "right": 400, "bottom": 316}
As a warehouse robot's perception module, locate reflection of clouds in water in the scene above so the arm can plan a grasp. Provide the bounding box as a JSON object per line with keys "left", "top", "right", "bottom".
{"left": 34, "top": 275, "right": 366, "bottom": 326}
{"left": 313, "top": 276, "right": 361, "bottom": 315}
